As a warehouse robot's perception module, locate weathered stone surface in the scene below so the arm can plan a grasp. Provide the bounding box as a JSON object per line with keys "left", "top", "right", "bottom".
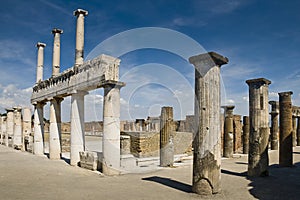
{"left": 190, "top": 52, "right": 228, "bottom": 195}
{"left": 120, "top": 135, "right": 131, "bottom": 155}
{"left": 279, "top": 91, "right": 293, "bottom": 167}
{"left": 74, "top": 9, "right": 88, "bottom": 68}
{"left": 33, "top": 102, "right": 45, "bottom": 155}
{"left": 13, "top": 107, "right": 22, "bottom": 150}
{"left": 36, "top": 42, "right": 46, "bottom": 83}
{"left": 269, "top": 101, "right": 279, "bottom": 150}
{"left": 233, "top": 115, "right": 242, "bottom": 153}
{"left": 160, "top": 107, "right": 174, "bottom": 167}
{"left": 22, "top": 107, "right": 32, "bottom": 151}
{"left": 6, "top": 108, "right": 14, "bottom": 147}
{"left": 51, "top": 28, "right": 63, "bottom": 77}
{"left": 246, "top": 78, "right": 271, "bottom": 177}
{"left": 242, "top": 116, "right": 249, "bottom": 154}
{"left": 79, "top": 151, "right": 101, "bottom": 171}
{"left": 222, "top": 106, "right": 234, "bottom": 158}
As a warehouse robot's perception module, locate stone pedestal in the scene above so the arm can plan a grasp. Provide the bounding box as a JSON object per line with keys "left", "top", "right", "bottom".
{"left": 70, "top": 90, "right": 88, "bottom": 166}
{"left": 36, "top": 42, "right": 46, "bottom": 83}
{"left": 102, "top": 82, "right": 124, "bottom": 175}
{"left": 49, "top": 97, "right": 63, "bottom": 159}
{"left": 222, "top": 106, "right": 234, "bottom": 158}
{"left": 246, "top": 78, "right": 271, "bottom": 177}
{"left": 51, "top": 28, "right": 63, "bottom": 77}
{"left": 73, "top": 9, "right": 88, "bottom": 68}
{"left": 269, "top": 101, "right": 279, "bottom": 150}
{"left": 160, "top": 106, "right": 174, "bottom": 167}
{"left": 242, "top": 116, "right": 249, "bottom": 154}
{"left": 279, "top": 91, "right": 293, "bottom": 167}
{"left": 189, "top": 52, "right": 228, "bottom": 195}
{"left": 6, "top": 108, "right": 14, "bottom": 147}
{"left": 33, "top": 103, "right": 45, "bottom": 155}
{"left": 13, "top": 107, "right": 22, "bottom": 149}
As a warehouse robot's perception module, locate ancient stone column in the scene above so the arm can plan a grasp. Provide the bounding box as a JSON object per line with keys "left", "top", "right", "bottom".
{"left": 70, "top": 90, "right": 88, "bottom": 166}
{"left": 13, "top": 107, "right": 22, "bottom": 149}
{"left": 1, "top": 115, "right": 7, "bottom": 145}
{"left": 73, "top": 9, "right": 88, "bottom": 68}
{"left": 292, "top": 106, "right": 298, "bottom": 147}
{"left": 22, "top": 107, "right": 32, "bottom": 151}
{"left": 222, "top": 106, "right": 234, "bottom": 158}
{"left": 6, "top": 108, "right": 14, "bottom": 147}
{"left": 36, "top": 42, "right": 46, "bottom": 83}
{"left": 242, "top": 116, "right": 249, "bottom": 154}
{"left": 269, "top": 101, "right": 279, "bottom": 150}
{"left": 51, "top": 28, "right": 63, "bottom": 77}
{"left": 279, "top": 91, "right": 293, "bottom": 167}
{"left": 33, "top": 102, "right": 45, "bottom": 155}
{"left": 49, "top": 97, "right": 63, "bottom": 159}
{"left": 246, "top": 78, "right": 271, "bottom": 177}
{"left": 297, "top": 115, "right": 300, "bottom": 146}
{"left": 0, "top": 115, "right": 3, "bottom": 144}
{"left": 160, "top": 106, "right": 174, "bottom": 167}
{"left": 189, "top": 52, "right": 228, "bottom": 195}
{"left": 102, "top": 82, "right": 124, "bottom": 175}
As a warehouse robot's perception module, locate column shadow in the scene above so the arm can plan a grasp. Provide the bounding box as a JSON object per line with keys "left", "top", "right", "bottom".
{"left": 142, "top": 176, "right": 192, "bottom": 193}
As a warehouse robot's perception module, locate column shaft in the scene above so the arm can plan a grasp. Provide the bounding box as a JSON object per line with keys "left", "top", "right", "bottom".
{"left": 34, "top": 103, "right": 45, "bottom": 155}
{"left": 292, "top": 116, "right": 297, "bottom": 147}
{"left": 74, "top": 9, "right": 88, "bottom": 67}
{"left": 70, "top": 91, "right": 87, "bottom": 166}
{"left": 36, "top": 42, "right": 46, "bottom": 83}
{"left": 13, "top": 107, "right": 22, "bottom": 149}
{"left": 6, "top": 109, "right": 14, "bottom": 147}
{"left": 22, "top": 107, "right": 32, "bottom": 151}
{"left": 297, "top": 117, "right": 300, "bottom": 146}
{"left": 222, "top": 106, "right": 234, "bottom": 158}
{"left": 52, "top": 29, "right": 63, "bottom": 77}
{"left": 242, "top": 116, "right": 249, "bottom": 154}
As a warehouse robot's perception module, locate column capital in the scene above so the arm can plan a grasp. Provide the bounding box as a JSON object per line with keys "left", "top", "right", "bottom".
{"left": 278, "top": 91, "right": 293, "bottom": 97}
{"left": 48, "top": 97, "right": 64, "bottom": 103}
{"left": 102, "top": 80, "right": 126, "bottom": 89}
{"left": 13, "top": 106, "right": 22, "bottom": 112}
{"left": 36, "top": 42, "right": 46, "bottom": 48}
{"left": 74, "top": 8, "right": 88, "bottom": 16}
{"left": 246, "top": 78, "right": 271, "bottom": 86}
{"left": 5, "top": 108, "right": 14, "bottom": 112}
{"left": 221, "top": 105, "right": 235, "bottom": 115}
{"left": 69, "top": 90, "right": 89, "bottom": 96}
{"left": 189, "top": 52, "right": 228, "bottom": 77}
{"left": 52, "top": 28, "right": 63, "bottom": 34}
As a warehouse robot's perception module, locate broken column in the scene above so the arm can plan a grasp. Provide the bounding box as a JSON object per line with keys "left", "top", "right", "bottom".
{"left": 242, "top": 116, "right": 249, "bottom": 154}
{"left": 269, "top": 101, "right": 279, "bottom": 150}
{"left": 73, "top": 9, "right": 88, "bottom": 68}
{"left": 36, "top": 42, "right": 46, "bottom": 83}
{"left": 189, "top": 52, "right": 228, "bottom": 195}
{"left": 160, "top": 106, "right": 174, "bottom": 167}
{"left": 49, "top": 97, "right": 63, "bottom": 159}
{"left": 246, "top": 78, "right": 271, "bottom": 177}
{"left": 279, "top": 91, "right": 293, "bottom": 167}
{"left": 102, "top": 82, "right": 124, "bottom": 175}
{"left": 51, "top": 28, "right": 63, "bottom": 77}
{"left": 13, "top": 107, "right": 22, "bottom": 149}
{"left": 6, "top": 108, "right": 14, "bottom": 147}
{"left": 70, "top": 90, "right": 88, "bottom": 166}
{"left": 33, "top": 102, "right": 45, "bottom": 155}
{"left": 222, "top": 106, "right": 234, "bottom": 158}
{"left": 22, "top": 107, "right": 32, "bottom": 151}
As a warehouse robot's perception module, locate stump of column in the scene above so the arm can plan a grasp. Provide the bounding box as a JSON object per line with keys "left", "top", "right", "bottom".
{"left": 49, "top": 97, "right": 63, "bottom": 160}
{"left": 246, "top": 78, "right": 271, "bottom": 177}
{"left": 13, "top": 107, "right": 22, "bottom": 150}
{"left": 5, "top": 108, "right": 14, "bottom": 147}
{"left": 189, "top": 52, "right": 228, "bottom": 195}
{"left": 279, "top": 91, "right": 293, "bottom": 167}
{"left": 242, "top": 116, "right": 249, "bottom": 154}
{"left": 33, "top": 102, "right": 46, "bottom": 155}
{"left": 269, "top": 101, "right": 279, "bottom": 150}
{"left": 160, "top": 106, "right": 174, "bottom": 167}
{"left": 70, "top": 90, "right": 88, "bottom": 166}
{"left": 102, "top": 82, "right": 125, "bottom": 175}
{"left": 222, "top": 106, "right": 234, "bottom": 158}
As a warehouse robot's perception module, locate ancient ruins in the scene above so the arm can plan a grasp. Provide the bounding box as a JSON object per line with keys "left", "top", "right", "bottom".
{"left": 1, "top": 8, "right": 300, "bottom": 197}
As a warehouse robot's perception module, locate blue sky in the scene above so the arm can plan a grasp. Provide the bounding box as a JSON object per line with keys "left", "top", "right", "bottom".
{"left": 0, "top": 0, "right": 300, "bottom": 121}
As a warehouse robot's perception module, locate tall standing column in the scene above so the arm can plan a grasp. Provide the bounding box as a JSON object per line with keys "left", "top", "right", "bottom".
{"left": 33, "top": 102, "right": 46, "bottom": 155}
{"left": 22, "top": 107, "right": 32, "bottom": 151}
{"left": 70, "top": 90, "right": 88, "bottom": 166}
{"left": 222, "top": 106, "right": 234, "bottom": 158}
{"left": 13, "top": 107, "right": 22, "bottom": 149}
{"left": 49, "top": 97, "right": 63, "bottom": 160}
{"left": 36, "top": 42, "right": 46, "bottom": 83}
{"left": 269, "top": 101, "right": 279, "bottom": 150}
{"left": 102, "top": 82, "right": 124, "bottom": 175}
{"left": 242, "top": 116, "right": 249, "bottom": 154}
{"left": 160, "top": 106, "right": 174, "bottom": 167}
{"left": 279, "top": 91, "right": 293, "bottom": 167}
{"left": 6, "top": 108, "right": 14, "bottom": 147}
{"left": 292, "top": 106, "right": 297, "bottom": 147}
{"left": 246, "top": 78, "right": 271, "bottom": 177}
{"left": 73, "top": 9, "right": 88, "bottom": 68}
{"left": 189, "top": 52, "right": 228, "bottom": 195}
{"left": 51, "top": 28, "right": 63, "bottom": 77}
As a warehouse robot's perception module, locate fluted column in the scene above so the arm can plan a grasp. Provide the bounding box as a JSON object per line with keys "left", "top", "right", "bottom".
{"left": 49, "top": 97, "right": 63, "bottom": 159}
{"left": 33, "top": 102, "right": 46, "bottom": 155}
{"left": 73, "top": 9, "right": 88, "bottom": 68}
{"left": 13, "top": 107, "right": 22, "bottom": 149}
{"left": 51, "top": 28, "right": 63, "bottom": 77}
{"left": 189, "top": 52, "right": 228, "bottom": 195}
{"left": 70, "top": 90, "right": 88, "bottom": 166}
{"left": 36, "top": 42, "right": 46, "bottom": 83}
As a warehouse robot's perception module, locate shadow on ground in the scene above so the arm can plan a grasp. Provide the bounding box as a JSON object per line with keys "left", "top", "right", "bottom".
{"left": 142, "top": 176, "right": 192, "bottom": 193}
